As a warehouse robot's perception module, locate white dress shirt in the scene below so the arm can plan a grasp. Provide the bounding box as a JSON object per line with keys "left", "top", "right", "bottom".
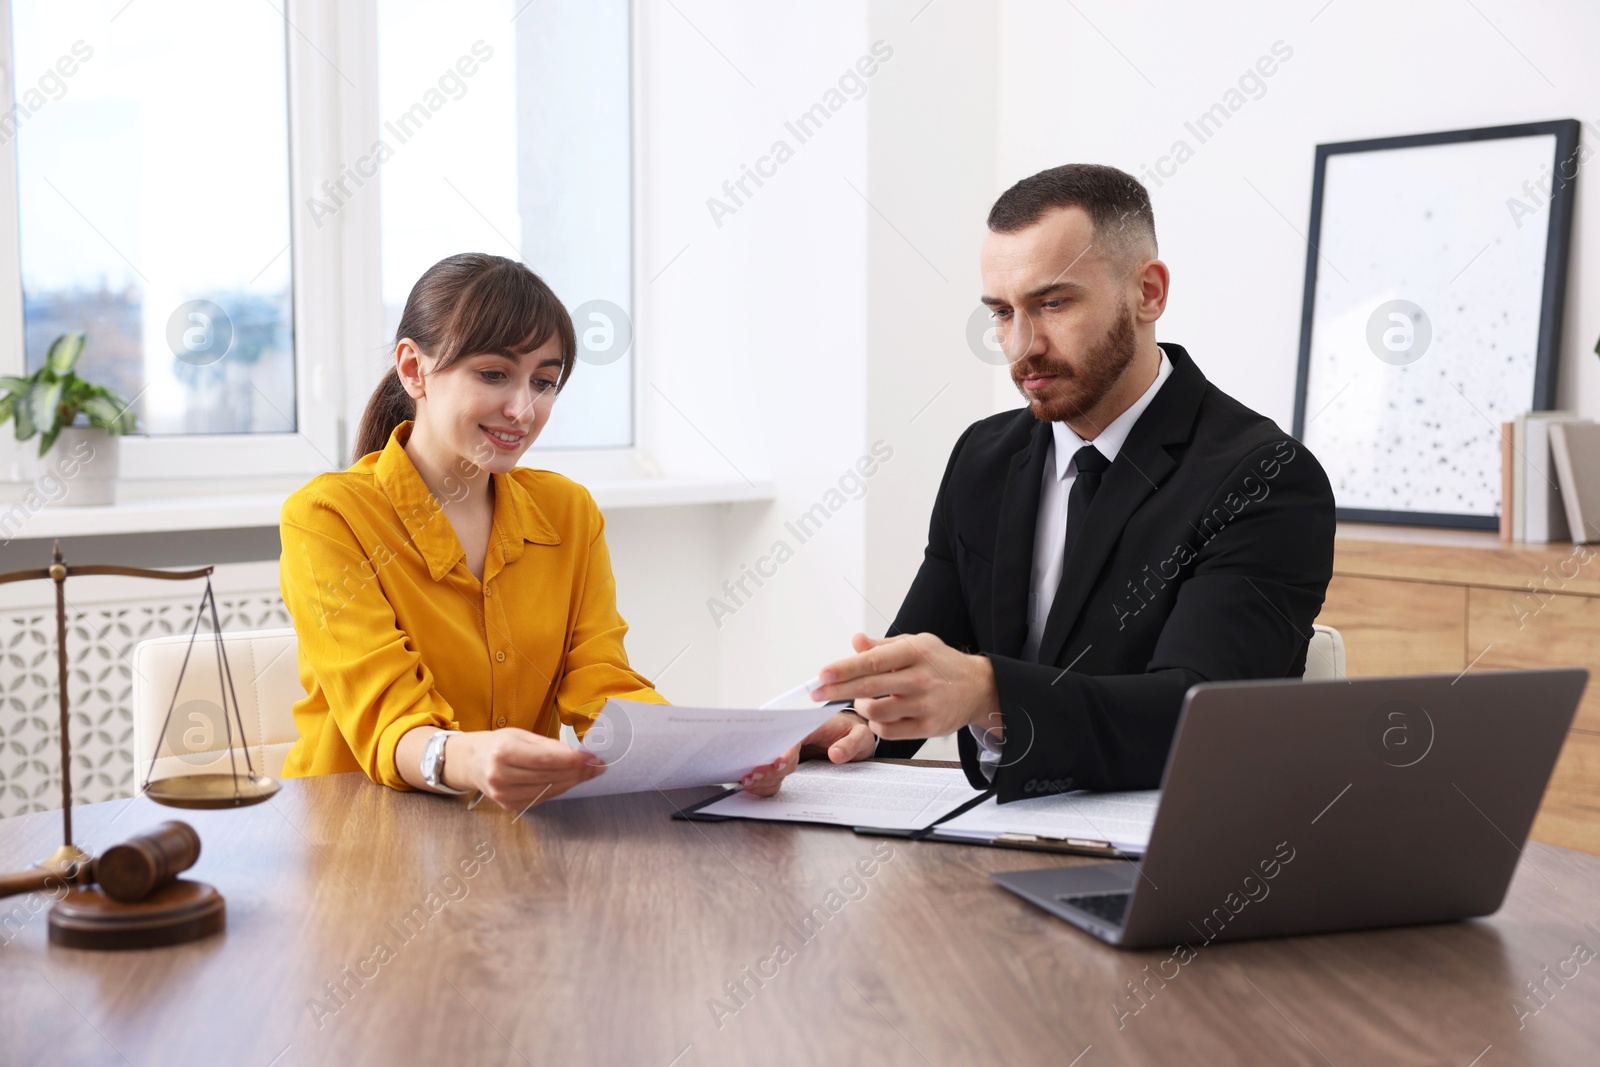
{"left": 971, "top": 349, "right": 1174, "bottom": 780}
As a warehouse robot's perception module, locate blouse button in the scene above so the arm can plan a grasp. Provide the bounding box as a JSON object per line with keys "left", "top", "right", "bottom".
{"left": 495, "top": 650, "right": 506, "bottom": 663}
{"left": 496, "top": 716, "right": 507, "bottom": 727}
{"left": 484, "top": 586, "right": 492, "bottom": 597}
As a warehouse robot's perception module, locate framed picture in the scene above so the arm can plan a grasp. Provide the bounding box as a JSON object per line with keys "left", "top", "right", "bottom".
{"left": 1290, "top": 119, "right": 1580, "bottom": 529}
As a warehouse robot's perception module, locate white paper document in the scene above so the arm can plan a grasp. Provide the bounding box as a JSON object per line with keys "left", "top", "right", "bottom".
{"left": 552, "top": 699, "right": 838, "bottom": 801}
{"left": 694, "top": 760, "right": 984, "bottom": 831}
{"left": 935, "top": 789, "right": 1162, "bottom": 853}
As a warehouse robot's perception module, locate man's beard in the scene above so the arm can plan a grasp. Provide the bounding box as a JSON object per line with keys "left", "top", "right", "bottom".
{"left": 1011, "top": 299, "right": 1139, "bottom": 425}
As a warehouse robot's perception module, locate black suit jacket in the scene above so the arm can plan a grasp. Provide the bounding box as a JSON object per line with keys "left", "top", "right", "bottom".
{"left": 874, "top": 342, "right": 1336, "bottom": 801}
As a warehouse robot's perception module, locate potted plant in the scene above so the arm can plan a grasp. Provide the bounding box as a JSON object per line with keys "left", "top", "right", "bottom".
{"left": 0, "top": 331, "right": 138, "bottom": 506}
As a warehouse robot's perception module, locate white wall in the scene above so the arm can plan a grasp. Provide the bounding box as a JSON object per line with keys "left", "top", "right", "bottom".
{"left": 623, "top": 0, "right": 872, "bottom": 707}
{"left": 864, "top": 0, "right": 1002, "bottom": 622}
{"left": 993, "top": 0, "right": 1598, "bottom": 425}
{"left": 622, "top": 1, "right": 1019, "bottom": 708}
{"left": 603, "top": 504, "right": 724, "bottom": 701}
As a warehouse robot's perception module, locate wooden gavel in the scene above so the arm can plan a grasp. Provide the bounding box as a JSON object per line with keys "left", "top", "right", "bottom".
{"left": 0, "top": 822, "right": 200, "bottom": 904}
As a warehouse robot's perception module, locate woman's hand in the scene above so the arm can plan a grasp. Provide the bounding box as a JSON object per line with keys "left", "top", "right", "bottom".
{"left": 740, "top": 745, "right": 797, "bottom": 798}
{"left": 739, "top": 710, "right": 877, "bottom": 798}
{"left": 448, "top": 727, "right": 605, "bottom": 811}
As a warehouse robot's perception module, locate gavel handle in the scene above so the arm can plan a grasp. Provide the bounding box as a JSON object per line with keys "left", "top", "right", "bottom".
{"left": 0, "top": 862, "right": 90, "bottom": 901}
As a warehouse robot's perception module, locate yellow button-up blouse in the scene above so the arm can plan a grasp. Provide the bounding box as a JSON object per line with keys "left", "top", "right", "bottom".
{"left": 278, "top": 419, "right": 666, "bottom": 789}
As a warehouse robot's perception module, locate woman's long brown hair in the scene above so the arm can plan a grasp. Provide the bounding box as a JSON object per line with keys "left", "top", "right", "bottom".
{"left": 353, "top": 253, "right": 577, "bottom": 460}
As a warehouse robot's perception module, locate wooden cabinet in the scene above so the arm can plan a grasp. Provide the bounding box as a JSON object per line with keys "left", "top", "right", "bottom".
{"left": 1323, "top": 575, "right": 1466, "bottom": 675}
{"left": 1317, "top": 525, "right": 1600, "bottom": 855}
{"left": 1469, "top": 586, "right": 1600, "bottom": 733}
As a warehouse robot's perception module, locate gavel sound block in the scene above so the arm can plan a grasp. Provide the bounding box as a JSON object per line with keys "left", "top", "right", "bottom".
{"left": 0, "top": 821, "right": 224, "bottom": 950}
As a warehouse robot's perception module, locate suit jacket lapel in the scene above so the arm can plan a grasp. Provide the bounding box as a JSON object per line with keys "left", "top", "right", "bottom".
{"left": 990, "top": 419, "right": 1052, "bottom": 659}
{"left": 1035, "top": 343, "right": 1208, "bottom": 667}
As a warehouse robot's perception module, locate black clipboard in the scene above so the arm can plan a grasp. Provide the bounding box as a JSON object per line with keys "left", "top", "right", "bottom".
{"left": 670, "top": 759, "right": 1146, "bottom": 859}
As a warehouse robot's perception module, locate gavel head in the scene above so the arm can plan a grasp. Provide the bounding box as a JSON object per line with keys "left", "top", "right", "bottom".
{"left": 95, "top": 821, "right": 201, "bottom": 903}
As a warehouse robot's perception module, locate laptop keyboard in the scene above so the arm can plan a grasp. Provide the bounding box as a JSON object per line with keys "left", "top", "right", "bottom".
{"left": 1057, "top": 891, "right": 1130, "bottom": 925}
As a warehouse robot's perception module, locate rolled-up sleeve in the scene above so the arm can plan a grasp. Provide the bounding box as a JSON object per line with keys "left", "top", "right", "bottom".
{"left": 279, "top": 495, "right": 460, "bottom": 788}
{"left": 555, "top": 501, "right": 667, "bottom": 737}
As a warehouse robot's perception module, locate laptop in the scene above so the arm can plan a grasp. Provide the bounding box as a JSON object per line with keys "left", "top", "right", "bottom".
{"left": 991, "top": 668, "right": 1586, "bottom": 949}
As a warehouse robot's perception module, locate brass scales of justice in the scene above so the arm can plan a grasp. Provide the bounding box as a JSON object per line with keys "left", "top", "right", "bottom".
{"left": 0, "top": 541, "right": 278, "bottom": 948}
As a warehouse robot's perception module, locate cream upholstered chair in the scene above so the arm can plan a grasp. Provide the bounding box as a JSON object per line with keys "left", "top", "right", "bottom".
{"left": 1303, "top": 623, "right": 1347, "bottom": 681}
{"left": 131, "top": 627, "right": 305, "bottom": 784}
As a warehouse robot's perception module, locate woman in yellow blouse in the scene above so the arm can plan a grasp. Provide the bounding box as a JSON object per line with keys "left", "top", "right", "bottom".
{"left": 278, "top": 253, "right": 792, "bottom": 809}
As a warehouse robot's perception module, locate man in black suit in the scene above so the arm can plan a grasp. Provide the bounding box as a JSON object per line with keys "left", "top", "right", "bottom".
{"left": 744, "top": 163, "right": 1335, "bottom": 803}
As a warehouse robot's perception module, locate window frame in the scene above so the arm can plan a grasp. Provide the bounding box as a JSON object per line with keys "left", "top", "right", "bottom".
{"left": 0, "top": 0, "right": 643, "bottom": 493}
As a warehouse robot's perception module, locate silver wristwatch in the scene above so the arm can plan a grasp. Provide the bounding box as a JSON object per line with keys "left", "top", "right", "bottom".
{"left": 421, "top": 729, "right": 469, "bottom": 794}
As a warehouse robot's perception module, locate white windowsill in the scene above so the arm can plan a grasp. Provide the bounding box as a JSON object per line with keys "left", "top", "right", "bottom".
{"left": 5, "top": 476, "right": 776, "bottom": 540}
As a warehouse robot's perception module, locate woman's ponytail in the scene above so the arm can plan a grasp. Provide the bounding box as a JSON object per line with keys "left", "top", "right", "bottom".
{"left": 352, "top": 366, "right": 417, "bottom": 460}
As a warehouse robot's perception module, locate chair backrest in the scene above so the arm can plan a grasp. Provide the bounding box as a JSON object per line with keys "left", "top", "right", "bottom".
{"left": 131, "top": 627, "right": 305, "bottom": 784}
{"left": 1303, "top": 623, "right": 1347, "bottom": 681}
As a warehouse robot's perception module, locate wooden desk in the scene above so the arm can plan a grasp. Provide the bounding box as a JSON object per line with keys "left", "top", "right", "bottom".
{"left": 1318, "top": 523, "right": 1600, "bottom": 855}
{"left": 4, "top": 773, "right": 1600, "bottom": 1066}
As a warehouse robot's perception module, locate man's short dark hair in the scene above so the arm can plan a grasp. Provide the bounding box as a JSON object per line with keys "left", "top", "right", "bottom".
{"left": 987, "top": 163, "right": 1157, "bottom": 269}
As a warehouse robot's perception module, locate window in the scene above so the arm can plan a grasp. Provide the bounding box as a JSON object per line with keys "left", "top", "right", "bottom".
{"left": 11, "top": 0, "right": 294, "bottom": 437}
{"left": 0, "top": 0, "right": 635, "bottom": 487}
{"left": 375, "top": 0, "right": 633, "bottom": 450}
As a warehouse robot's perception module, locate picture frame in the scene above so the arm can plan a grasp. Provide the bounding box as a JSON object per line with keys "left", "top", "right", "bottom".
{"left": 1290, "top": 119, "right": 1580, "bottom": 529}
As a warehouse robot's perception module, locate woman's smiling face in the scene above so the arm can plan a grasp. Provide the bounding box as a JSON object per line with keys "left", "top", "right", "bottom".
{"left": 399, "top": 333, "right": 565, "bottom": 475}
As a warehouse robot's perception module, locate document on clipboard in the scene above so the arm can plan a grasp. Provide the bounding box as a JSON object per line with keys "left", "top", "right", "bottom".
{"left": 677, "top": 761, "right": 1160, "bottom": 857}
{"left": 932, "top": 789, "right": 1160, "bottom": 855}
{"left": 683, "top": 761, "right": 984, "bottom": 831}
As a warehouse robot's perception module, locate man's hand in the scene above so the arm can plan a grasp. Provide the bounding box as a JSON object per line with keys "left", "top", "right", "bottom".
{"left": 739, "top": 710, "right": 875, "bottom": 798}
{"left": 810, "top": 632, "right": 1003, "bottom": 742}
{"left": 802, "top": 709, "right": 879, "bottom": 763}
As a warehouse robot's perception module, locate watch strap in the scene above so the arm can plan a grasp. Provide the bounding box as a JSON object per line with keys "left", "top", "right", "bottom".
{"left": 422, "top": 730, "right": 470, "bottom": 795}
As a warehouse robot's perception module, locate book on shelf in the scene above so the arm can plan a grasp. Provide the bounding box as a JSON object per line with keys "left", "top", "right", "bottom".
{"left": 1504, "top": 411, "right": 1590, "bottom": 543}
{"left": 1501, "top": 421, "right": 1513, "bottom": 542}
{"left": 1550, "top": 421, "right": 1600, "bottom": 545}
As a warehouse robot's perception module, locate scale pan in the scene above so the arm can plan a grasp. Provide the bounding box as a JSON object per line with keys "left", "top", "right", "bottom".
{"left": 143, "top": 774, "right": 280, "bottom": 809}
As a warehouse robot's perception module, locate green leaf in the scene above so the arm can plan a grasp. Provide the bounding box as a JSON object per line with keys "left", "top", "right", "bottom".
{"left": 28, "top": 377, "right": 63, "bottom": 435}
{"left": 0, "top": 392, "right": 14, "bottom": 425}
{"left": 38, "top": 423, "right": 60, "bottom": 458}
{"left": 45, "top": 332, "right": 86, "bottom": 375}
{"left": 104, "top": 389, "right": 136, "bottom": 433}
{"left": 81, "top": 393, "right": 123, "bottom": 427}
{"left": 14, "top": 386, "right": 35, "bottom": 440}
{"left": 57, "top": 377, "right": 91, "bottom": 423}
{"left": 0, "top": 375, "right": 33, "bottom": 396}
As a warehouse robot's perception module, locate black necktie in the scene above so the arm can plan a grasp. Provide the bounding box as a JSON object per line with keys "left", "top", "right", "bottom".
{"left": 1061, "top": 444, "right": 1110, "bottom": 569}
